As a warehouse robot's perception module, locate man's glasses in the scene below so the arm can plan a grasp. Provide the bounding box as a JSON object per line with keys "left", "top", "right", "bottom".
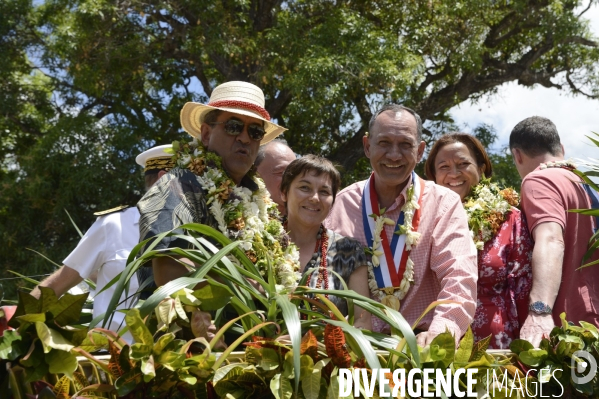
{"left": 209, "top": 119, "right": 266, "bottom": 141}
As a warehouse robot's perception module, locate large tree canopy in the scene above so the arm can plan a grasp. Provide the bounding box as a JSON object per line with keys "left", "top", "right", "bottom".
{"left": 1, "top": 0, "right": 597, "bottom": 297}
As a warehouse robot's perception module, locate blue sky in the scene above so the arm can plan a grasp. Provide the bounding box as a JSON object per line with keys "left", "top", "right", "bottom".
{"left": 450, "top": 5, "right": 599, "bottom": 170}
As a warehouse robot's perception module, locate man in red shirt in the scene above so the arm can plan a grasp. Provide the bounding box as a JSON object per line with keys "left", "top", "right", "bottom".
{"left": 510, "top": 116, "right": 599, "bottom": 347}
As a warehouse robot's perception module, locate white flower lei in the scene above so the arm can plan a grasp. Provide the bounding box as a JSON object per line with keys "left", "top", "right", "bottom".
{"left": 367, "top": 182, "right": 421, "bottom": 305}
{"left": 170, "top": 139, "right": 301, "bottom": 290}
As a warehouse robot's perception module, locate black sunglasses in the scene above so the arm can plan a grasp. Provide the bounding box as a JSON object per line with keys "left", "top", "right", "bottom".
{"left": 209, "top": 119, "right": 266, "bottom": 141}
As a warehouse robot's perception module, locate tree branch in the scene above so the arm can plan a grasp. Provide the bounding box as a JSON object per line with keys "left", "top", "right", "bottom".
{"left": 328, "top": 94, "right": 372, "bottom": 172}
{"left": 565, "top": 70, "right": 598, "bottom": 99}
{"left": 577, "top": 0, "right": 594, "bottom": 18}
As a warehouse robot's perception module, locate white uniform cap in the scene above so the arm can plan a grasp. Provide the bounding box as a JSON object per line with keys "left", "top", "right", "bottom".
{"left": 135, "top": 144, "right": 174, "bottom": 172}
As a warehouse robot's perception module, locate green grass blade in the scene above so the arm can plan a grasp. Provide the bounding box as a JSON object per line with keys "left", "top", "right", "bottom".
{"left": 275, "top": 293, "right": 301, "bottom": 394}
{"left": 25, "top": 248, "right": 61, "bottom": 268}
{"left": 8, "top": 270, "right": 47, "bottom": 286}
{"left": 64, "top": 208, "right": 84, "bottom": 238}
{"left": 212, "top": 322, "right": 275, "bottom": 370}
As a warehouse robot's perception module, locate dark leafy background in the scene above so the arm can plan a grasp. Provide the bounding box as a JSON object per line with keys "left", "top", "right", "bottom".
{"left": 1, "top": 0, "right": 597, "bottom": 299}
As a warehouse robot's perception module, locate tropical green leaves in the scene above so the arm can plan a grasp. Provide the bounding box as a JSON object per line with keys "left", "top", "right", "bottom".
{"left": 570, "top": 132, "right": 599, "bottom": 268}
{"left": 1, "top": 287, "right": 89, "bottom": 379}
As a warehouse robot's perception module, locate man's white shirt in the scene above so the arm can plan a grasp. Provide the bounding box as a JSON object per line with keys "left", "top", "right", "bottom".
{"left": 63, "top": 207, "right": 140, "bottom": 340}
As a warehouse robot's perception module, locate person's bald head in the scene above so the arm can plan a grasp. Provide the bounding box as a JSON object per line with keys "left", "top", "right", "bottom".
{"left": 255, "top": 139, "right": 296, "bottom": 214}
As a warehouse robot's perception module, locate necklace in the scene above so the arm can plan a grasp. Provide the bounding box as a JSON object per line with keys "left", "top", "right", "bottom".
{"left": 539, "top": 160, "right": 576, "bottom": 171}
{"left": 282, "top": 220, "right": 330, "bottom": 299}
{"left": 463, "top": 178, "right": 519, "bottom": 250}
{"left": 363, "top": 172, "right": 424, "bottom": 311}
{"left": 170, "top": 139, "right": 301, "bottom": 290}
{"left": 305, "top": 225, "right": 330, "bottom": 299}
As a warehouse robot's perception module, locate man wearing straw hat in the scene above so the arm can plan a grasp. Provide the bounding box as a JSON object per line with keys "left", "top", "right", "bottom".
{"left": 137, "top": 81, "right": 287, "bottom": 287}
{"left": 31, "top": 145, "right": 174, "bottom": 338}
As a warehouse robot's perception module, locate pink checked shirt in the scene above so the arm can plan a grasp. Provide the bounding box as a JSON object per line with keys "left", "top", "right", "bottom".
{"left": 325, "top": 174, "right": 477, "bottom": 339}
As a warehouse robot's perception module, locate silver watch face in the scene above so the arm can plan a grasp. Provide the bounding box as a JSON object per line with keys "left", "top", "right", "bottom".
{"left": 530, "top": 301, "right": 551, "bottom": 314}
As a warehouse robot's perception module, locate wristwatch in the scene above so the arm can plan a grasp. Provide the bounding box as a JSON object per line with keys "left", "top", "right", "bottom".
{"left": 529, "top": 301, "right": 553, "bottom": 315}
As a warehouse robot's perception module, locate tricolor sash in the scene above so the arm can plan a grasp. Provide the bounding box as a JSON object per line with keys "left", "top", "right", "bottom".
{"left": 361, "top": 171, "right": 425, "bottom": 289}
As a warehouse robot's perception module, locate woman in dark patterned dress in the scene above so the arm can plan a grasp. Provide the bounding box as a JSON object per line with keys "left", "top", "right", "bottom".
{"left": 280, "top": 155, "right": 372, "bottom": 329}
{"left": 425, "top": 133, "right": 533, "bottom": 349}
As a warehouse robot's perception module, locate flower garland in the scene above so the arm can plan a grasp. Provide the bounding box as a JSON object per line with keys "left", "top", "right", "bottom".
{"left": 367, "top": 182, "right": 421, "bottom": 309}
{"left": 305, "top": 224, "right": 330, "bottom": 299}
{"left": 539, "top": 159, "right": 576, "bottom": 171}
{"left": 169, "top": 139, "right": 301, "bottom": 290}
{"left": 463, "top": 178, "right": 519, "bottom": 250}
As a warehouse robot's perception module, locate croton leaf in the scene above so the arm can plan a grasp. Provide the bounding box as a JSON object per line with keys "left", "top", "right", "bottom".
{"left": 509, "top": 339, "right": 534, "bottom": 355}
{"left": 579, "top": 321, "right": 599, "bottom": 339}
{"left": 519, "top": 349, "right": 548, "bottom": 367}
{"left": 71, "top": 371, "right": 89, "bottom": 392}
{"left": 35, "top": 322, "right": 75, "bottom": 353}
{"left": 178, "top": 372, "right": 197, "bottom": 385}
{"left": 302, "top": 367, "right": 322, "bottom": 399}
{"left": 300, "top": 330, "right": 319, "bottom": 359}
{"left": 153, "top": 332, "right": 176, "bottom": 355}
{"left": 557, "top": 333, "right": 585, "bottom": 351}
{"left": 470, "top": 335, "right": 492, "bottom": 362}
{"left": 174, "top": 296, "right": 189, "bottom": 321}
{"left": 429, "top": 331, "right": 455, "bottom": 368}
{"left": 270, "top": 373, "right": 293, "bottom": 399}
{"left": 260, "top": 347, "right": 280, "bottom": 371}
{"left": 430, "top": 345, "right": 446, "bottom": 362}
{"left": 327, "top": 368, "right": 340, "bottom": 399}
{"left": 108, "top": 340, "right": 129, "bottom": 379}
{"left": 0, "top": 329, "right": 23, "bottom": 360}
{"left": 156, "top": 298, "right": 177, "bottom": 331}
{"left": 39, "top": 286, "right": 60, "bottom": 314}
{"left": 159, "top": 350, "right": 186, "bottom": 370}
{"left": 556, "top": 339, "right": 574, "bottom": 358}
{"left": 299, "top": 354, "right": 315, "bottom": 380}
{"left": 324, "top": 323, "right": 351, "bottom": 368}
{"left": 24, "top": 359, "right": 50, "bottom": 384}
{"left": 213, "top": 363, "right": 246, "bottom": 384}
{"left": 11, "top": 290, "right": 42, "bottom": 327}
{"left": 176, "top": 288, "right": 202, "bottom": 306}
{"left": 17, "top": 313, "right": 46, "bottom": 324}
{"left": 229, "top": 368, "right": 267, "bottom": 396}
{"left": 130, "top": 342, "right": 153, "bottom": 360}
{"left": 115, "top": 368, "right": 144, "bottom": 397}
{"left": 193, "top": 282, "right": 232, "bottom": 311}
{"left": 141, "top": 354, "right": 156, "bottom": 382}
{"left": 59, "top": 325, "right": 89, "bottom": 347}
{"left": 214, "top": 380, "right": 244, "bottom": 398}
{"left": 19, "top": 341, "right": 44, "bottom": 368}
{"left": 46, "top": 348, "right": 78, "bottom": 377}
{"left": 191, "top": 309, "right": 212, "bottom": 340}
{"left": 125, "top": 308, "right": 154, "bottom": 346}
{"left": 50, "top": 292, "right": 89, "bottom": 326}
{"left": 78, "top": 330, "right": 109, "bottom": 352}
{"left": 455, "top": 327, "right": 474, "bottom": 366}
{"left": 52, "top": 375, "right": 71, "bottom": 399}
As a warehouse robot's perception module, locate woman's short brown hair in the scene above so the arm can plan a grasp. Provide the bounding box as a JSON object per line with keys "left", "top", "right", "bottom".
{"left": 424, "top": 133, "right": 493, "bottom": 182}
{"left": 280, "top": 155, "right": 341, "bottom": 202}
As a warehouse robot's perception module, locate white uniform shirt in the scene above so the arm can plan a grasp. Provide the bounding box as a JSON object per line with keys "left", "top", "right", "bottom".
{"left": 63, "top": 207, "right": 140, "bottom": 338}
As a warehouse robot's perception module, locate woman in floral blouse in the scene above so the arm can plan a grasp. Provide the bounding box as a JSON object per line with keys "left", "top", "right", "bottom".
{"left": 425, "top": 133, "right": 533, "bottom": 349}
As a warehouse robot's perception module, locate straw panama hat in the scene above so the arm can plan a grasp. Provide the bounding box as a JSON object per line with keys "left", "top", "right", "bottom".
{"left": 180, "top": 81, "right": 287, "bottom": 145}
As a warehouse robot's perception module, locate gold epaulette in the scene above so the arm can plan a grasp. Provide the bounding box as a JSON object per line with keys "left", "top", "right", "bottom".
{"left": 93, "top": 205, "right": 130, "bottom": 216}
